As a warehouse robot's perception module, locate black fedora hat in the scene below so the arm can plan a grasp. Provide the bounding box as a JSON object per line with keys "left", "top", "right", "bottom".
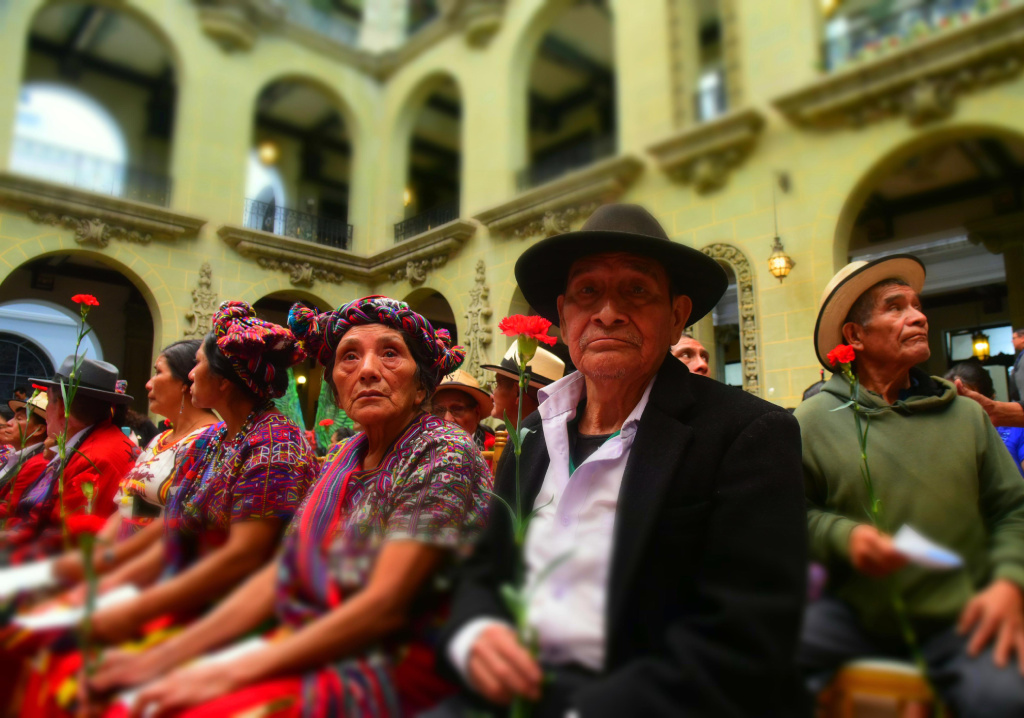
{"left": 30, "top": 356, "right": 133, "bottom": 405}
{"left": 514, "top": 204, "right": 728, "bottom": 326}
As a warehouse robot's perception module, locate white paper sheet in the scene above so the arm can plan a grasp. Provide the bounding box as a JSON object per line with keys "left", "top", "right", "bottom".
{"left": 117, "top": 637, "right": 268, "bottom": 711}
{"left": 892, "top": 525, "right": 964, "bottom": 570}
{"left": 0, "top": 559, "right": 57, "bottom": 599}
{"left": 13, "top": 584, "right": 140, "bottom": 631}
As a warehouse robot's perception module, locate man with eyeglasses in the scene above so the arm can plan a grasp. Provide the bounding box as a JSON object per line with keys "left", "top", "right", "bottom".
{"left": 432, "top": 369, "right": 495, "bottom": 451}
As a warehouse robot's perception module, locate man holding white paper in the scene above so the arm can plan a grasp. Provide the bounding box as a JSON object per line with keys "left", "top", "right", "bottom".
{"left": 796, "top": 255, "right": 1024, "bottom": 715}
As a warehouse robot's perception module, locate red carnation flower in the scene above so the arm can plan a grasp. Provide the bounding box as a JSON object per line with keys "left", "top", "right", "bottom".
{"left": 66, "top": 513, "right": 106, "bottom": 536}
{"left": 71, "top": 294, "right": 100, "bottom": 307}
{"left": 498, "top": 315, "right": 557, "bottom": 346}
{"left": 827, "top": 344, "right": 856, "bottom": 367}
{"left": 318, "top": 419, "right": 334, "bottom": 427}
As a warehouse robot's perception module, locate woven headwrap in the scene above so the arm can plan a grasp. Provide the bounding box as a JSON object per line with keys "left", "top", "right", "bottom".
{"left": 211, "top": 301, "right": 306, "bottom": 399}
{"left": 288, "top": 295, "right": 464, "bottom": 386}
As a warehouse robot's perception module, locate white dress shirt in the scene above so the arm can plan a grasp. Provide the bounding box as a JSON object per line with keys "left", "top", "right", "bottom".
{"left": 449, "top": 371, "right": 655, "bottom": 678}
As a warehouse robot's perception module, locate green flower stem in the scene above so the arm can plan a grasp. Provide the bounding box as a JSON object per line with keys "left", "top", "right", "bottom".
{"left": 841, "top": 366, "right": 943, "bottom": 717}
{"left": 79, "top": 533, "right": 99, "bottom": 677}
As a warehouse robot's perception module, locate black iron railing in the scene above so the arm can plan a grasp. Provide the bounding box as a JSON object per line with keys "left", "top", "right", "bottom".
{"left": 822, "top": 0, "right": 991, "bottom": 72}
{"left": 394, "top": 201, "right": 458, "bottom": 242}
{"left": 517, "top": 135, "right": 616, "bottom": 191}
{"left": 693, "top": 69, "right": 728, "bottom": 123}
{"left": 283, "top": 0, "right": 360, "bottom": 46}
{"left": 10, "top": 137, "right": 172, "bottom": 206}
{"left": 245, "top": 198, "right": 352, "bottom": 250}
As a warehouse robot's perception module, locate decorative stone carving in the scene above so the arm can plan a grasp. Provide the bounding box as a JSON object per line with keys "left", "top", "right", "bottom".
{"left": 462, "top": 259, "right": 493, "bottom": 384}
{"left": 700, "top": 243, "right": 761, "bottom": 397}
{"left": 218, "top": 218, "right": 475, "bottom": 288}
{"left": 192, "top": 0, "right": 283, "bottom": 51}
{"left": 773, "top": 5, "right": 1024, "bottom": 129}
{"left": 390, "top": 255, "right": 449, "bottom": 285}
{"left": 439, "top": 0, "right": 506, "bottom": 47}
{"left": 475, "top": 155, "right": 643, "bottom": 239}
{"left": 27, "top": 210, "right": 154, "bottom": 247}
{"left": 184, "top": 262, "right": 219, "bottom": 339}
{"left": 0, "top": 172, "right": 205, "bottom": 244}
{"left": 257, "top": 257, "right": 345, "bottom": 287}
{"left": 647, "top": 109, "right": 765, "bottom": 193}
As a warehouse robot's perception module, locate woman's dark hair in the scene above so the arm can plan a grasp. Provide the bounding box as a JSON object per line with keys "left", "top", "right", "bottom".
{"left": 320, "top": 329, "right": 436, "bottom": 410}
{"left": 161, "top": 339, "right": 202, "bottom": 386}
{"left": 944, "top": 360, "right": 995, "bottom": 399}
{"left": 203, "top": 332, "right": 291, "bottom": 403}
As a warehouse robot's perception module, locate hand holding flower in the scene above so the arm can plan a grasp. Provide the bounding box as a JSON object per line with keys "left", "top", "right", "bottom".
{"left": 467, "top": 624, "right": 543, "bottom": 705}
{"left": 849, "top": 524, "right": 908, "bottom": 578}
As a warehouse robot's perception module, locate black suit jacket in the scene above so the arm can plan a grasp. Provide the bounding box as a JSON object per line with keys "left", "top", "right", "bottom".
{"left": 439, "top": 355, "right": 808, "bottom": 717}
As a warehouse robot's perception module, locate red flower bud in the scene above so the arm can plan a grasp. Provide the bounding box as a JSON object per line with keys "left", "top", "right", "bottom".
{"left": 66, "top": 513, "right": 106, "bottom": 536}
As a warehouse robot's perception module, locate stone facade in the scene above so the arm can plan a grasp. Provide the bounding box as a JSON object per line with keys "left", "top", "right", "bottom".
{"left": 1, "top": 0, "right": 1023, "bottom": 408}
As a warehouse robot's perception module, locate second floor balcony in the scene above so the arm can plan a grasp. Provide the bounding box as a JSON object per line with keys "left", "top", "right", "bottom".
{"left": 395, "top": 201, "right": 459, "bottom": 242}
{"left": 244, "top": 198, "right": 352, "bottom": 250}
{"left": 518, "top": 134, "right": 616, "bottom": 192}
{"left": 822, "top": 0, "right": 1014, "bottom": 72}
{"left": 10, "top": 137, "right": 172, "bottom": 207}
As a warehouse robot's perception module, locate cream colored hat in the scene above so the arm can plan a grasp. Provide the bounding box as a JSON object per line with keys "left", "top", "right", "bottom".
{"left": 814, "top": 254, "right": 925, "bottom": 371}
{"left": 481, "top": 344, "right": 566, "bottom": 389}
{"left": 436, "top": 369, "right": 494, "bottom": 417}
{"left": 8, "top": 390, "right": 48, "bottom": 420}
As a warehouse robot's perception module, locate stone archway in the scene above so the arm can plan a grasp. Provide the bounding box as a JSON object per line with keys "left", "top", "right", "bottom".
{"left": 701, "top": 242, "right": 761, "bottom": 397}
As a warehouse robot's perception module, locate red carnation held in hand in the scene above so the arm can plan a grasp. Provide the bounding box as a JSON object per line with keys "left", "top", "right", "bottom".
{"left": 71, "top": 294, "right": 100, "bottom": 307}
{"left": 498, "top": 315, "right": 557, "bottom": 346}
{"left": 827, "top": 344, "right": 856, "bottom": 367}
{"left": 66, "top": 513, "right": 106, "bottom": 536}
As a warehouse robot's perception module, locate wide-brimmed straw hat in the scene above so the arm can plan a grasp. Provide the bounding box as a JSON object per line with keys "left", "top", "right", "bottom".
{"left": 514, "top": 204, "right": 728, "bottom": 327}
{"left": 481, "top": 344, "right": 565, "bottom": 389}
{"left": 30, "top": 356, "right": 133, "bottom": 404}
{"left": 814, "top": 254, "right": 926, "bottom": 371}
{"left": 435, "top": 369, "right": 494, "bottom": 417}
{"left": 8, "top": 391, "right": 48, "bottom": 420}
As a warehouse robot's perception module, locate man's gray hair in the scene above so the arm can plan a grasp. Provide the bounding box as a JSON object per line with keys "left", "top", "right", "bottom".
{"left": 844, "top": 278, "right": 910, "bottom": 327}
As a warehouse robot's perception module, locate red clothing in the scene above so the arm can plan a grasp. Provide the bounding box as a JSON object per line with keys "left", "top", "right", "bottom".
{"left": 0, "top": 453, "right": 47, "bottom": 520}
{"left": 1, "top": 420, "right": 138, "bottom": 563}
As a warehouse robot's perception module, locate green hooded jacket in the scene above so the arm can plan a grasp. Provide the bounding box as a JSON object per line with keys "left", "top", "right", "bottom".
{"left": 795, "top": 369, "right": 1024, "bottom": 637}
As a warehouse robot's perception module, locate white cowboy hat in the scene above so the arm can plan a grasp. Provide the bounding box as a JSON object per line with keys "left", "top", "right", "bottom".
{"left": 481, "top": 344, "right": 566, "bottom": 389}
{"left": 814, "top": 254, "right": 926, "bottom": 371}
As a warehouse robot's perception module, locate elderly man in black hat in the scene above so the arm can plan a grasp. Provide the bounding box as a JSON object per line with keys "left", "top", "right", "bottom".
{"left": 436, "top": 204, "right": 807, "bottom": 717}
{"left": 0, "top": 356, "right": 138, "bottom": 565}
{"left": 797, "top": 256, "right": 1024, "bottom": 715}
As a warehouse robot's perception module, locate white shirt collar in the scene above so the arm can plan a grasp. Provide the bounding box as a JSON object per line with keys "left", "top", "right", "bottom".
{"left": 538, "top": 370, "right": 656, "bottom": 438}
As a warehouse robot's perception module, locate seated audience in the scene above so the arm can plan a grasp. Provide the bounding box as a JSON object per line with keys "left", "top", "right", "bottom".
{"left": 87, "top": 296, "right": 492, "bottom": 717}
{"left": 0, "top": 358, "right": 138, "bottom": 565}
{"left": 15, "top": 302, "right": 318, "bottom": 717}
{"left": 482, "top": 344, "right": 564, "bottom": 430}
{"left": 946, "top": 360, "right": 1024, "bottom": 476}
{"left": 797, "top": 256, "right": 1024, "bottom": 714}
{"left": 432, "top": 370, "right": 495, "bottom": 450}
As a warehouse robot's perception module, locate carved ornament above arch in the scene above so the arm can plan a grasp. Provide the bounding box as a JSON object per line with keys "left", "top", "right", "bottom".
{"left": 700, "top": 242, "right": 761, "bottom": 397}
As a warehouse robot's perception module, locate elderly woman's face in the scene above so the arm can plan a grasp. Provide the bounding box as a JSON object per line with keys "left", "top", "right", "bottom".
{"left": 333, "top": 324, "right": 425, "bottom": 427}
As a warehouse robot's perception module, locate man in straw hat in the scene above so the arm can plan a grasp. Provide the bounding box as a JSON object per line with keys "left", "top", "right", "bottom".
{"left": 0, "top": 390, "right": 50, "bottom": 513}
{"left": 433, "top": 369, "right": 497, "bottom": 451}
{"left": 796, "top": 255, "right": 1024, "bottom": 714}
{"left": 0, "top": 357, "right": 138, "bottom": 565}
{"left": 437, "top": 204, "right": 807, "bottom": 716}
{"left": 482, "top": 344, "right": 565, "bottom": 430}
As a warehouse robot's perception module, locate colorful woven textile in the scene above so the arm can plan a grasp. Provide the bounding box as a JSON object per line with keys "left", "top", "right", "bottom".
{"left": 272, "top": 412, "right": 491, "bottom": 714}
{"left": 288, "top": 296, "right": 465, "bottom": 386}
{"left": 163, "top": 413, "right": 317, "bottom": 572}
{"left": 211, "top": 301, "right": 305, "bottom": 399}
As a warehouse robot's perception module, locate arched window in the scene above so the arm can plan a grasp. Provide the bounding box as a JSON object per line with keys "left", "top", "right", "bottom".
{"left": 0, "top": 333, "right": 55, "bottom": 403}
{"left": 11, "top": 83, "right": 128, "bottom": 194}
{"left": 245, "top": 151, "right": 287, "bottom": 235}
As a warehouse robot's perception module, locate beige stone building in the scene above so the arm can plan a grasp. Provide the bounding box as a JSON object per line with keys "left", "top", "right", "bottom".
{"left": 1, "top": 0, "right": 1022, "bottom": 421}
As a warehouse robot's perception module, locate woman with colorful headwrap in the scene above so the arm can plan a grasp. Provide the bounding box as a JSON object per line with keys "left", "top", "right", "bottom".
{"left": 88, "top": 296, "right": 492, "bottom": 718}
{"left": 18, "top": 302, "right": 319, "bottom": 718}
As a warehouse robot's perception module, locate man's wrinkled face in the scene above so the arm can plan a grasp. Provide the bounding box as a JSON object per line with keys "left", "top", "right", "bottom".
{"left": 557, "top": 253, "right": 691, "bottom": 384}
{"left": 1013, "top": 330, "right": 1024, "bottom": 353}
{"left": 670, "top": 336, "right": 710, "bottom": 376}
{"left": 843, "top": 284, "right": 930, "bottom": 370}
